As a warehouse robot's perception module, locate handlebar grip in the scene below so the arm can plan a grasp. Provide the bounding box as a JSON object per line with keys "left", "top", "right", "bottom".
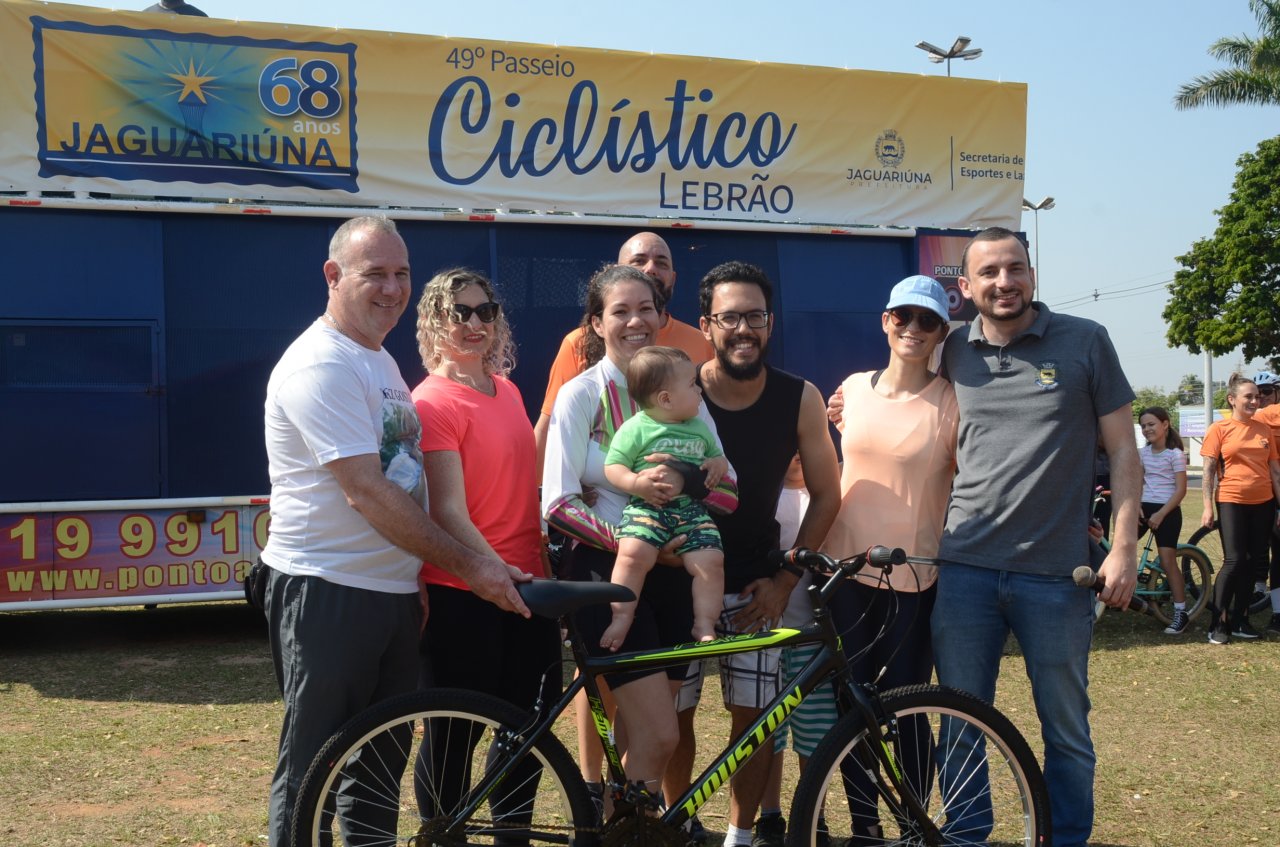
{"left": 867, "top": 546, "right": 906, "bottom": 568}
{"left": 1071, "top": 565, "right": 1150, "bottom": 615}
{"left": 768, "top": 546, "right": 825, "bottom": 575}
{"left": 766, "top": 548, "right": 796, "bottom": 567}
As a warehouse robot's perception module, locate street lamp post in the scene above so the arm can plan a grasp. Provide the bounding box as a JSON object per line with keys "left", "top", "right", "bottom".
{"left": 1022, "top": 196, "right": 1055, "bottom": 301}
{"left": 915, "top": 36, "right": 983, "bottom": 76}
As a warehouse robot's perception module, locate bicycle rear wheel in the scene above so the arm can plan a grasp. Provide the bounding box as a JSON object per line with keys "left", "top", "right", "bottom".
{"left": 1186, "top": 523, "right": 1221, "bottom": 608}
{"left": 788, "top": 684, "right": 1049, "bottom": 847}
{"left": 291, "top": 687, "right": 596, "bottom": 847}
{"left": 1189, "top": 521, "right": 1270, "bottom": 614}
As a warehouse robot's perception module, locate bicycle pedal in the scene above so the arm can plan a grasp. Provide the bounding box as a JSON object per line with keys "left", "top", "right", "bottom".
{"left": 619, "top": 779, "right": 663, "bottom": 811}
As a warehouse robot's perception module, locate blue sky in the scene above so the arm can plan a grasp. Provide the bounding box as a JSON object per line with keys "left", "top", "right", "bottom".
{"left": 94, "top": 0, "right": 1277, "bottom": 390}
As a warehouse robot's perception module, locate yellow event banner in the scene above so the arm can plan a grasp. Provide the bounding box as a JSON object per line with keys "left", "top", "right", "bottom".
{"left": 0, "top": 0, "right": 1028, "bottom": 229}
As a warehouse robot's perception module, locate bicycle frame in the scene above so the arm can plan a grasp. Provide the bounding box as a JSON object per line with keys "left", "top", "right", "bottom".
{"left": 1099, "top": 528, "right": 1208, "bottom": 600}
{"left": 1092, "top": 487, "right": 1210, "bottom": 605}
{"left": 441, "top": 562, "right": 941, "bottom": 842}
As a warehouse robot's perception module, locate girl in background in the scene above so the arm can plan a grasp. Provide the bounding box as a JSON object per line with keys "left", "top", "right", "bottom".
{"left": 1137, "top": 406, "right": 1189, "bottom": 635}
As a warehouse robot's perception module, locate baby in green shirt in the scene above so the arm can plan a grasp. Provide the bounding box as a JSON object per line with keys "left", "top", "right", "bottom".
{"left": 603, "top": 347, "right": 729, "bottom": 648}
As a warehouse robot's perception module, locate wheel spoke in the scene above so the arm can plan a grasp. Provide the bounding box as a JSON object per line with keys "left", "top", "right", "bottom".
{"left": 790, "top": 686, "right": 1047, "bottom": 847}
{"left": 292, "top": 690, "right": 594, "bottom": 847}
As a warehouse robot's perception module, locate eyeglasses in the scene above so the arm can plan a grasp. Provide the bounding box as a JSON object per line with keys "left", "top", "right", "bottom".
{"left": 1261, "top": 385, "right": 1277, "bottom": 395}
{"left": 449, "top": 301, "right": 501, "bottom": 324}
{"left": 887, "top": 307, "right": 945, "bottom": 333}
{"left": 708, "top": 310, "right": 770, "bottom": 330}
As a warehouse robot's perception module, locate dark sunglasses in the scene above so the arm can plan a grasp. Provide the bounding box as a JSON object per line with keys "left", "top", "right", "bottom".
{"left": 1261, "top": 385, "right": 1277, "bottom": 395}
{"left": 887, "top": 307, "right": 945, "bottom": 333}
{"left": 449, "top": 301, "right": 501, "bottom": 324}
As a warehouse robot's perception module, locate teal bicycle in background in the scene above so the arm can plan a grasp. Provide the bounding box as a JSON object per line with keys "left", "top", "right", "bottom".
{"left": 1092, "top": 489, "right": 1214, "bottom": 628}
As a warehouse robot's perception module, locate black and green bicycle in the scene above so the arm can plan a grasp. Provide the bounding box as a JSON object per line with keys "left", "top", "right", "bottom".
{"left": 291, "top": 546, "right": 1050, "bottom": 847}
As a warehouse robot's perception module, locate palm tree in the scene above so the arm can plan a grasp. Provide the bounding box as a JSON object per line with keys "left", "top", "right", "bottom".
{"left": 1174, "top": 0, "right": 1280, "bottom": 109}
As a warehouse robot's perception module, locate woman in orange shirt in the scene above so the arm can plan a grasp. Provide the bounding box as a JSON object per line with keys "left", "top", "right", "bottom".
{"left": 1201, "top": 373, "right": 1280, "bottom": 644}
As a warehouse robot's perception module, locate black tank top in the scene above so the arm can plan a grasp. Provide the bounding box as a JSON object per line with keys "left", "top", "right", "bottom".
{"left": 698, "top": 364, "right": 805, "bottom": 593}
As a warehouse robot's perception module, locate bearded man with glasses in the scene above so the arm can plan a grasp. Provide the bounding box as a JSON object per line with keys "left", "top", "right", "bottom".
{"left": 688, "top": 260, "right": 841, "bottom": 847}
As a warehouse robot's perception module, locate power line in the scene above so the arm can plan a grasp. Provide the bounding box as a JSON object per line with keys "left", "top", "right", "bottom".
{"left": 1050, "top": 279, "right": 1171, "bottom": 310}
{"left": 1049, "top": 269, "right": 1177, "bottom": 302}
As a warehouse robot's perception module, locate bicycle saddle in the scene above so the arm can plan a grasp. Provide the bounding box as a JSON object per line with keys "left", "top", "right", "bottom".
{"left": 517, "top": 578, "right": 635, "bottom": 619}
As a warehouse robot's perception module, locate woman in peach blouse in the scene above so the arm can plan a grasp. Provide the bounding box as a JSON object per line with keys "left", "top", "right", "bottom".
{"left": 822, "top": 275, "right": 959, "bottom": 841}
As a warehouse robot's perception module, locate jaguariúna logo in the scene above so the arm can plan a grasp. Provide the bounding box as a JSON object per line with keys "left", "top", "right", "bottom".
{"left": 1035, "top": 362, "right": 1059, "bottom": 391}
{"left": 875, "top": 130, "right": 906, "bottom": 168}
{"left": 31, "top": 16, "right": 359, "bottom": 191}
{"left": 846, "top": 129, "right": 931, "bottom": 187}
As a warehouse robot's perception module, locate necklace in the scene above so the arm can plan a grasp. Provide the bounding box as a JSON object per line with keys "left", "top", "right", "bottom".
{"left": 322, "top": 312, "right": 353, "bottom": 341}
{"left": 439, "top": 361, "right": 495, "bottom": 396}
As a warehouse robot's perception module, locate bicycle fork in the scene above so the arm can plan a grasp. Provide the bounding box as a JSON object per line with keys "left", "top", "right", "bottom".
{"left": 839, "top": 680, "right": 945, "bottom": 845}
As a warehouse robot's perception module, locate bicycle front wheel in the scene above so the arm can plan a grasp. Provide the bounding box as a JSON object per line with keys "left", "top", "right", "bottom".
{"left": 292, "top": 687, "right": 597, "bottom": 847}
{"left": 788, "top": 684, "right": 1049, "bottom": 847}
{"left": 1146, "top": 547, "right": 1213, "bottom": 624}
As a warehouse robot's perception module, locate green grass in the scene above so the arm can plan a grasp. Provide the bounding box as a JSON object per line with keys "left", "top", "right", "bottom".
{"left": 2, "top": 497, "right": 1277, "bottom": 846}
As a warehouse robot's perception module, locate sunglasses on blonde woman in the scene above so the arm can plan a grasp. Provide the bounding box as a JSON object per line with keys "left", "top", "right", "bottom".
{"left": 887, "top": 307, "right": 944, "bottom": 332}
{"left": 449, "top": 302, "right": 501, "bottom": 324}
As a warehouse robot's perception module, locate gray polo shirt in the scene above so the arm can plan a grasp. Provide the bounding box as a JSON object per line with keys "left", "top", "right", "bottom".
{"left": 939, "top": 303, "right": 1134, "bottom": 576}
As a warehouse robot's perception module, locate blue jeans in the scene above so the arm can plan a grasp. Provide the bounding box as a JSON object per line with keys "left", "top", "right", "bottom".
{"left": 931, "top": 563, "right": 1096, "bottom": 847}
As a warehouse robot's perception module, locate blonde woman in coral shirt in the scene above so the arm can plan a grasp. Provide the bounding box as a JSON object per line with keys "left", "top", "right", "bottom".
{"left": 822, "top": 275, "right": 959, "bottom": 841}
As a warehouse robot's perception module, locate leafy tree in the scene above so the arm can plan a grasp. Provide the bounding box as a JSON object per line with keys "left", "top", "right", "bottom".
{"left": 1163, "top": 136, "right": 1280, "bottom": 368}
{"left": 1177, "top": 373, "right": 1205, "bottom": 405}
{"left": 1175, "top": 0, "right": 1280, "bottom": 109}
{"left": 1132, "top": 387, "right": 1180, "bottom": 426}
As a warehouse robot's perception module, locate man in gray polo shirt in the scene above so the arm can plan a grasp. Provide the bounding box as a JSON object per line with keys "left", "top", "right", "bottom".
{"left": 932, "top": 226, "right": 1139, "bottom": 847}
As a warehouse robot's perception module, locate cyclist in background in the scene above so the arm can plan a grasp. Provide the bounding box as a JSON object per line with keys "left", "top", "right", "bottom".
{"left": 1201, "top": 373, "right": 1280, "bottom": 644}
{"left": 1251, "top": 370, "right": 1280, "bottom": 634}
{"left": 1137, "top": 406, "right": 1190, "bottom": 634}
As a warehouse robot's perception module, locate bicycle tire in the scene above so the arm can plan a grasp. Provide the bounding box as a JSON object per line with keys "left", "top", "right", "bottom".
{"left": 1189, "top": 522, "right": 1270, "bottom": 614}
{"left": 291, "top": 687, "right": 597, "bottom": 847}
{"left": 1186, "top": 523, "right": 1221, "bottom": 588}
{"left": 1144, "top": 547, "right": 1212, "bottom": 625}
{"left": 787, "top": 684, "right": 1049, "bottom": 847}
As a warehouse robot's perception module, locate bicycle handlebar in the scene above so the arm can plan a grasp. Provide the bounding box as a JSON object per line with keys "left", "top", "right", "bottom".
{"left": 1071, "top": 565, "right": 1152, "bottom": 615}
{"left": 768, "top": 545, "right": 907, "bottom": 574}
